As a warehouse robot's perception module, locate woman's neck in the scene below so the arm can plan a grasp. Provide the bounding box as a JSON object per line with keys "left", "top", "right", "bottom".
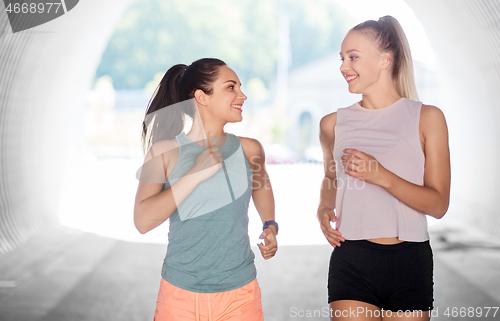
{"left": 187, "top": 116, "right": 226, "bottom": 148}
{"left": 360, "top": 72, "right": 403, "bottom": 109}
{"left": 360, "top": 89, "right": 402, "bottom": 110}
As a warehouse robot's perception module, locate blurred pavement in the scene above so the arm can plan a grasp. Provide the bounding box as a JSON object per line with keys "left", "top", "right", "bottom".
{"left": 0, "top": 219, "right": 499, "bottom": 321}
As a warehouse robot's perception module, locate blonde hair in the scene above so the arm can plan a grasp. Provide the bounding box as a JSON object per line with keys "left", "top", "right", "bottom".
{"left": 351, "top": 15, "right": 419, "bottom": 101}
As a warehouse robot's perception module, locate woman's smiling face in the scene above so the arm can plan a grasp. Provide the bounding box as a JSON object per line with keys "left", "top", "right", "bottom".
{"left": 203, "top": 65, "right": 247, "bottom": 123}
{"left": 339, "top": 31, "right": 389, "bottom": 95}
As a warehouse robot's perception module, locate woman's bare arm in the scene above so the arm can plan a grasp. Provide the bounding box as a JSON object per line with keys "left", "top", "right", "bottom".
{"left": 317, "top": 112, "right": 345, "bottom": 247}
{"left": 240, "top": 137, "right": 277, "bottom": 260}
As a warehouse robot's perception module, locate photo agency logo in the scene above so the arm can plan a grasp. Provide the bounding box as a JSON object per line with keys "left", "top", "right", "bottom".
{"left": 4, "top": 0, "right": 79, "bottom": 33}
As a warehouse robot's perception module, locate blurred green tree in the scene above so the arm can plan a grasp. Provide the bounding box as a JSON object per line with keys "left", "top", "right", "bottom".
{"left": 95, "top": 0, "right": 352, "bottom": 90}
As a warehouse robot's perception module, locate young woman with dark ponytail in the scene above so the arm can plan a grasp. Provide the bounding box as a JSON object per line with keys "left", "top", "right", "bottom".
{"left": 134, "top": 58, "right": 277, "bottom": 320}
{"left": 317, "top": 16, "right": 450, "bottom": 320}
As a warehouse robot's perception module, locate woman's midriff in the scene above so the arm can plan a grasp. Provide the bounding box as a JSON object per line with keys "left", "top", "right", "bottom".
{"left": 367, "top": 237, "right": 404, "bottom": 245}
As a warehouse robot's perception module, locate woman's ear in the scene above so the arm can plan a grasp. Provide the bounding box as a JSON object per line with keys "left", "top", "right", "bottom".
{"left": 380, "top": 52, "right": 392, "bottom": 70}
{"left": 194, "top": 89, "right": 208, "bottom": 106}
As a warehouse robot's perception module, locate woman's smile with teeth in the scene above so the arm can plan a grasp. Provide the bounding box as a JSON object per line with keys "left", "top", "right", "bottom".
{"left": 232, "top": 104, "right": 243, "bottom": 111}
{"left": 345, "top": 75, "right": 358, "bottom": 83}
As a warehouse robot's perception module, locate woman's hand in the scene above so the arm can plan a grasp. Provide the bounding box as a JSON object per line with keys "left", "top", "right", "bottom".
{"left": 341, "top": 148, "right": 390, "bottom": 186}
{"left": 317, "top": 207, "right": 345, "bottom": 247}
{"left": 186, "top": 146, "right": 223, "bottom": 182}
{"left": 258, "top": 226, "right": 278, "bottom": 260}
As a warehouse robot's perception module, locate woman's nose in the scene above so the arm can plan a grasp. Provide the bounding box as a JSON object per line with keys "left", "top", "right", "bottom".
{"left": 340, "top": 61, "right": 349, "bottom": 74}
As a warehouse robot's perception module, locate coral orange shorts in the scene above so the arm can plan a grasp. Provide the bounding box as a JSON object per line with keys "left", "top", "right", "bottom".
{"left": 153, "top": 278, "right": 264, "bottom": 321}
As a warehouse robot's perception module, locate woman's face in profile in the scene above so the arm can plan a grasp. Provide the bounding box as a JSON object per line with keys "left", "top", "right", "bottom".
{"left": 202, "top": 65, "right": 247, "bottom": 123}
{"left": 340, "top": 31, "right": 387, "bottom": 95}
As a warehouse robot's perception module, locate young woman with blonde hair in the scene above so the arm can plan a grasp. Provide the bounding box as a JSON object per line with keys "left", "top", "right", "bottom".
{"left": 134, "top": 58, "right": 278, "bottom": 320}
{"left": 317, "top": 16, "right": 450, "bottom": 321}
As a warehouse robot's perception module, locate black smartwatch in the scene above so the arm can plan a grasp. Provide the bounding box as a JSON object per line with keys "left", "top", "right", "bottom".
{"left": 262, "top": 220, "right": 279, "bottom": 235}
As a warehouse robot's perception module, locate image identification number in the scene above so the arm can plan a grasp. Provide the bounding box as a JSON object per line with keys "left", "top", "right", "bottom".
{"left": 443, "top": 307, "right": 498, "bottom": 318}
{"left": 6, "top": 2, "right": 63, "bottom": 14}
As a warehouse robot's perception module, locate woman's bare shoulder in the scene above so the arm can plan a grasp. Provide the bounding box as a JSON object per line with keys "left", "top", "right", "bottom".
{"left": 420, "top": 104, "right": 448, "bottom": 134}
{"left": 321, "top": 111, "right": 337, "bottom": 126}
{"left": 144, "top": 139, "right": 179, "bottom": 163}
{"left": 320, "top": 111, "right": 337, "bottom": 138}
{"left": 420, "top": 104, "right": 445, "bottom": 117}
{"left": 237, "top": 136, "right": 264, "bottom": 158}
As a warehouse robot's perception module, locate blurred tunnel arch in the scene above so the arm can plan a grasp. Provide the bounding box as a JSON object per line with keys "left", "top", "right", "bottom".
{"left": 1, "top": 0, "right": 499, "bottom": 255}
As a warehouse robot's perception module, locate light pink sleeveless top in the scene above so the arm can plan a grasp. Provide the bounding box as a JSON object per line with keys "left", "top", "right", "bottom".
{"left": 333, "top": 98, "right": 428, "bottom": 242}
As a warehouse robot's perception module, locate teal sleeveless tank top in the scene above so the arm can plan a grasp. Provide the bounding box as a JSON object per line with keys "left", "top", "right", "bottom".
{"left": 160, "top": 131, "right": 256, "bottom": 293}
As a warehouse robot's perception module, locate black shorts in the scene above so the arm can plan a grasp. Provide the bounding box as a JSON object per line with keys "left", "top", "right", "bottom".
{"left": 328, "top": 239, "right": 434, "bottom": 312}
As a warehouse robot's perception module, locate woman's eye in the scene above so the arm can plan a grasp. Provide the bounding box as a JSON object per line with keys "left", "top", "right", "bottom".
{"left": 340, "top": 58, "right": 344, "bottom": 62}
{"left": 350, "top": 56, "right": 357, "bottom": 60}
{"left": 228, "top": 85, "right": 234, "bottom": 89}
